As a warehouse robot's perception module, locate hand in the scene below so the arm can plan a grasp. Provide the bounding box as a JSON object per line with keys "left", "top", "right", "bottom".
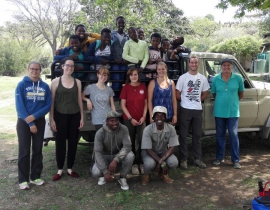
{"left": 137, "top": 60, "right": 142, "bottom": 65}
{"left": 115, "top": 59, "right": 121, "bottom": 64}
{"left": 50, "top": 119, "right": 57, "bottom": 132}
{"left": 108, "top": 159, "right": 118, "bottom": 174}
{"left": 138, "top": 117, "right": 145, "bottom": 125}
{"left": 131, "top": 118, "right": 139, "bottom": 126}
{"left": 138, "top": 67, "right": 144, "bottom": 73}
{"left": 170, "top": 115, "right": 177, "bottom": 125}
{"left": 30, "top": 125, "right": 37, "bottom": 134}
{"left": 154, "top": 163, "right": 161, "bottom": 174}
{"left": 55, "top": 48, "right": 63, "bottom": 55}
{"left": 162, "top": 165, "right": 169, "bottom": 175}
{"left": 150, "top": 118, "right": 154, "bottom": 124}
{"left": 104, "top": 172, "right": 114, "bottom": 182}
{"left": 25, "top": 115, "right": 35, "bottom": 123}
{"left": 101, "top": 59, "right": 109, "bottom": 65}
{"left": 87, "top": 100, "right": 93, "bottom": 110}
{"left": 122, "top": 59, "right": 129, "bottom": 64}
{"left": 78, "top": 118, "right": 84, "bottom": 129}
{"left": 70, "top": 54, "right": 78, "bottom": 60}
{"left": 170, "top": 51, "right": 177, "bottom": 60}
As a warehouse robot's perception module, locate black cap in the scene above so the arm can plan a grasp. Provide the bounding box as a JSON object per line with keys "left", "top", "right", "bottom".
{"left": 221, "top": 58, "right": 232, "bottom": 65}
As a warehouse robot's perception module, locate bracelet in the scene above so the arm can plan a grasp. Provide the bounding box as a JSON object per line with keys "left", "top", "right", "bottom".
{"left": 161, "top": 162, "right": 167, "bottom": 168}
{"left": 128, "top": 117, "right": 132, "bottom": 121}
{"left": 159, "top": 159, "right": 163, "bottom": 165}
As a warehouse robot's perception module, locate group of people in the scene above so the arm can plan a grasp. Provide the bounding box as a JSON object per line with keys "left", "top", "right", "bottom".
{"left": 15, "top": 17, "right": 244, "bottom": 191}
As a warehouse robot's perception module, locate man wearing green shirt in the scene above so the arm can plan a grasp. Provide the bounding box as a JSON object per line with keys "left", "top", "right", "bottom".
{"left": 211, "top": 58, "right": 244, "bottom": 169}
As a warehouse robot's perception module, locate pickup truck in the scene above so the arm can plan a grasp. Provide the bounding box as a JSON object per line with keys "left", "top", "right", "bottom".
{"left": 45, "top": 52, "right": 270, "bottom": 144}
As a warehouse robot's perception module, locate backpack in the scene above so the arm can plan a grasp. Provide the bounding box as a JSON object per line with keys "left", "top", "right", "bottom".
{"left": 252, "top": 196, "right": 270, "bottom": 210}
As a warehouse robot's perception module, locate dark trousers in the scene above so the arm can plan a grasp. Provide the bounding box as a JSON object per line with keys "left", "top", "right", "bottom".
{"left": 124, "top": 119, "right": 145, "bottom": 164}
{"left": 54, "top": 110, "right": 80, "bottom": 169}
{"left": 179, "top": 107, "right": 203, "bottom": 160}
{"left": 17, "top": 118, "right": 45, "bottom": 183}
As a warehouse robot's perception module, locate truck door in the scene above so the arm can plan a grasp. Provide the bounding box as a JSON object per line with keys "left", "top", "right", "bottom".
{"left": 202, "top": 59, "right": 258, "bottom": 131}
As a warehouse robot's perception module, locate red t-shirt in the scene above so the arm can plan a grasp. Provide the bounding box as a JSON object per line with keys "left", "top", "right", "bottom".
{"left": 120, "top": 83, "right": 147, "bottom": 121}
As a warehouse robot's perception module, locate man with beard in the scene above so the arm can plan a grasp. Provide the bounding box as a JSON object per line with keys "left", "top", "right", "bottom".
{"left": 141, "top": 106, "right": 179, "bottom": 185}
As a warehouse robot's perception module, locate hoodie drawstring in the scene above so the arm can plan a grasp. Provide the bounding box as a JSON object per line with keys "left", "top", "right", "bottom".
{"left": 33, "top": 80, "right": 40, "bottom": 102}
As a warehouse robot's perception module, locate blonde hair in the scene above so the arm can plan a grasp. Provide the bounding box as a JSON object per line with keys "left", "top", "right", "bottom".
{"left": 156, "top": 62, "right": 170, "bottom": 86}
{"left": 97, "top": 67, "right": 110, "bottom": 75}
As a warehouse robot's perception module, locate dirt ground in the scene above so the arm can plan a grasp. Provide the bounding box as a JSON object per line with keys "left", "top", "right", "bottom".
{"left": 1, "top": 132, "right": 270, "bottom": 210}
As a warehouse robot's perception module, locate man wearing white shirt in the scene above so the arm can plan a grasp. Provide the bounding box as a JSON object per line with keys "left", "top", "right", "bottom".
{"left": 176, "top": 55, "right": 210, "bottom": 169}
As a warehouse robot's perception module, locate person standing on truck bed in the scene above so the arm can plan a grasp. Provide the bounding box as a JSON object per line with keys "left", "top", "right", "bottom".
{"left": 84, "top": 28, "right": 114, "bottom": 81}
{"left": 92, "top": 111, "right": 134, "bottom": 190}
{"left": 176, "top": 55, "right": 209, "bottom": 169}
{"left": 120, "top": 67, "right": 148, "bottom": 175}
{"left": 111, "top": 16, "right": 129, "bottom": 95}
{"left": 148, "top": 62, "right": 177, "bottom": 125}
{"left": 50, "top": 57, "right": 84, "bottom": 181}
{"left": 15, "top": 61, "right": 52, "bottom": 190}
{"left": 211, "top": 58, "right": 244, "bottom": 169}
{"left": 55, "top": 24, "right": 101, "bottom": 55}
{"left": 82, "top": 67, "right": 116, "bottom": 132}
{"left": 122, "top": 27, "right": 149, "bottom": 78}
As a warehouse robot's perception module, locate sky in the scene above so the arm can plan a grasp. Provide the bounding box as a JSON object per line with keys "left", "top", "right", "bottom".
{"left": 0, "top": 0, "right": 239, "bottom": 26}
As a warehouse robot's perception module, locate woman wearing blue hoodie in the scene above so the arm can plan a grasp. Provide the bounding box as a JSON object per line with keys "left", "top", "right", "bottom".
{"left": 15, "top": 61, "right": 52, "bottom": 190}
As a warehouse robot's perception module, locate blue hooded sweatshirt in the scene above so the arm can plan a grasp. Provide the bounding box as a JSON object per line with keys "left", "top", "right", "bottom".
{"left": 15, "top": 76, "right": 52, "bottom": 127}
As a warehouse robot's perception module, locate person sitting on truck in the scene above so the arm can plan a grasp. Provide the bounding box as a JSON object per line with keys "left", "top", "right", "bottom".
{"left": 122, "top": 27, "right": 149, "bottom": 78}
{"left": 141, "top": 106, "right": 179, "bottom": 185}
{"left": 148, "top": 62, "right": 177, "bottom": 125}
{"left": 211, "top": 58, "right": 244, "bottom": 169}
{"left": 111, "top": 16, "right": 129, "bottom": 94}
{"left": 91, "top": 110, "right": 134, "bottom": 190}
{"left": 50, "top": 57, "right": 84, "bottom": 181}
{"left": 176, "top": 55, "right": 209, "bottom": 170}
{"left": 137, "top": 27, "right": 145, "bottom": 40}
{"left": 160, "top": 39, "right": 178, "bottom": 62}
{"left": 82, "top": 67, "right": 116, "bottom": 132}
{"left": 84, "top": 28, "right": 114, "bottom": 81}
{"left": 120, "top": 67, "right": 148, "bottom": 175}
{"left": 54, "top": 35, "right": 85, "bottom": 86}
{"left": 55, "top": 24, "right": 101, "bottom": 55}
{"left": 170, "top": 36, "right": 191, "bottom": 55}
{"left": 145, "top": 33, "right": 163, "bottom": 79}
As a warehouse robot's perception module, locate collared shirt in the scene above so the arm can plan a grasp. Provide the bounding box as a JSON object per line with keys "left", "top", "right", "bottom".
{"left": 211, "top": 73, "right": 245, "bottom": 118}
{"left": 122, "top": 39, "right": 149, "bottom": 68}
{"left": 141, "top": 123, "right": 179, "bottom": 154}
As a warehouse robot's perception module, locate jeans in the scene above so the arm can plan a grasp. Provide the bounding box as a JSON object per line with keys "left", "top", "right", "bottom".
{"left": 110, "top": 64, "right": 128, "bottom": 94}
{"left": 215, "top": 117, "right": 240, "bottom": 163}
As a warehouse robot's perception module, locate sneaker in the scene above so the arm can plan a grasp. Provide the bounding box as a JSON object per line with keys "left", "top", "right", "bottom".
{"left": 139, "top": 164, "right": 144, "bottom": 175}
{"left": 233, "top": 162, "right": 241, "bottom": 169}
{"left": 159, "top": 174, "right": 174, "bottom": 184}
{"left": 30, "top": 179, "right": 45, "bottom": 186}
{"left": 98, "top": 177, "right": 106, "bottom": 185}
{"left": 212, "top": 159, "right": 225, "bottom": 166}
{"left": 141, "top": 174, "right": 150, "bottom": 185}
{"left": 19, "top": 182, "right": 30, "bottom": 190}
{"left": 132, "top": 165, "right": 140, "bottom": 175}
{"left": 194, "top": 159, "right": 207, "bottom": 168}
{"left": 180, "top": 160, "right": 187, "bottom": 169}
{"left": 118, "top": 178, "right": 129, "bottom": 190}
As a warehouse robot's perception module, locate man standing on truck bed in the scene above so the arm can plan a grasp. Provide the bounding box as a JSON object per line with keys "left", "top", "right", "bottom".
{"left": 211, "top": 58, "right": 244, "bottom": 169}
{"left": 176, "top": 55, "right": 210, "bottom": 169}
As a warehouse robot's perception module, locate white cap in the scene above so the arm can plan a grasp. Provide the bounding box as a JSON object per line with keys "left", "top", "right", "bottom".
{"left": 152, "top": 106, "right": 167, "bottom": 119}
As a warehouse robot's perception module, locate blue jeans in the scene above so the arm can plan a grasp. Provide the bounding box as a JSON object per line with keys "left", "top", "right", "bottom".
{"left": 110, "top": 64, "right": 128, "bottom": 91}
{"left": 215, "top": 117, "right": 240, "bottom": 163}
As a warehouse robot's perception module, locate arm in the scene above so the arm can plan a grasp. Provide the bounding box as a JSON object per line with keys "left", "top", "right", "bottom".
{"left": 238, "top": 92, "right": 244, "bottom": 100}
{"left": 88, "top": 33, "right": 101, "bottom": 40}
{"left": 147, "top": 80, "right": 155, "bottom": 123}
{"left": 121, "top": 99, "right": 139, "bottom": 126}
{"left": 54, "top": 47, "right": 70, "bottom": 61}
{"left": 82, "top": 91, "right": 92, "bottom": 111}
{"left": 141, "top": 42, "right": 150, "bottom": 68}
{"left": 110, "top": 97, "right": 116, "bottom": 112}
{"left": 201, "top": 91, "right": 208, "bottom": 102}
{"left": 50, "top": 79, "right": 58, "bottom": 132}
{"left": 171, "top": 81, "right": 177, "bottom": 124}
{"left": 139, "top": 99, "right": 148, "bottom": 125}
{"left": 76, "top": 79, "right": 84, "bottom": 129}
{"left": 176, "top": 89, "right": 181, "bottom": 101}
{"left": 122, "top": 41, "right": 139, "bottom": 64}
{"left": 114, "top": 126, "right": 132, "bottom": 162}
{"left": 84, "top": 42, "right": 102, "bottom": 63}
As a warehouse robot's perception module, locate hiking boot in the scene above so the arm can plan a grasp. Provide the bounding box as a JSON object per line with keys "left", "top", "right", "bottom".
{"left": 132, "top": 165, "right": 140, "bottom": 175}
{"left": 98, "top": 177, "right": 106, "bottom": 185}
{"left": 194, "top": 159, "right": 207, "bottom": 168}
{"left": 233, "top": 162, "right": 241, "bottom": 169}
{"left": 30, "top": 179, "right": 45, "bottom": 186}
{"left": 19, "top": 182, "right": 30, "bottom": 190}
{"left": 180, "top": 160, "right": 187, "bottom": 169}
{"left": 141, "top": 174, "right": 150, "bottom": 185}
{"left": 159, "top": 174, "right": 174, "bottom": 184}
{"left": 118, "top": 178, "right": 129, "bottom": 190}
{"left": 212, "top": 159, "right": 225, "bottom": 166}
{"left": 139, "top": 164, "right": 144, "bottom": 175}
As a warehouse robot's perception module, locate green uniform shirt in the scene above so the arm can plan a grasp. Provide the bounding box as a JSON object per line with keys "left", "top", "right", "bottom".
{"left": 211, "top": 73, "right": 244, "bottom": 118}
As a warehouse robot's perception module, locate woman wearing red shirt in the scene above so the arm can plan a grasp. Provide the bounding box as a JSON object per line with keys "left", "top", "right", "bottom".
{"left": 120, "top": 67, "right": 147, "bottom": 175}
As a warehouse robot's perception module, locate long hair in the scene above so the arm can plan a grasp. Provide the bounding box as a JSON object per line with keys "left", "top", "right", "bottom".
{"left": 125, "top": 67, "right": 140, "bottom": 84}
{"left": 156, "top": 62, "right": 170, "bottom": 86}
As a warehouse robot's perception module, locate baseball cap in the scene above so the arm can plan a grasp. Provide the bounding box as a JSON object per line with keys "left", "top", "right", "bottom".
{"left": 152, "top": 106, "right": 167, "bottom": 119}
{"left": 221, "top": 58, "right": 232, "bottom": 65}
{"left": 106, "top": 111, "right": 122, "bottom": 119}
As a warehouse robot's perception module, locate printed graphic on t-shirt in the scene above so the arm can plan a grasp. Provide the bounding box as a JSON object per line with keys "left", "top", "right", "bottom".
{"left": 95, "top": 94, "right": 109, "bottom": 109}
{"left": 139, "top": 89, "right": 144, "bottom": 94}
{"left": 186, "top": 79, "right": 201, "bottom": 102}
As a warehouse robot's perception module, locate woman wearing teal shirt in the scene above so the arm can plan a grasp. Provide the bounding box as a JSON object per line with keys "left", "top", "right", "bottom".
{"left": 211, "top": 58, "right": 244, "bottom": 169}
